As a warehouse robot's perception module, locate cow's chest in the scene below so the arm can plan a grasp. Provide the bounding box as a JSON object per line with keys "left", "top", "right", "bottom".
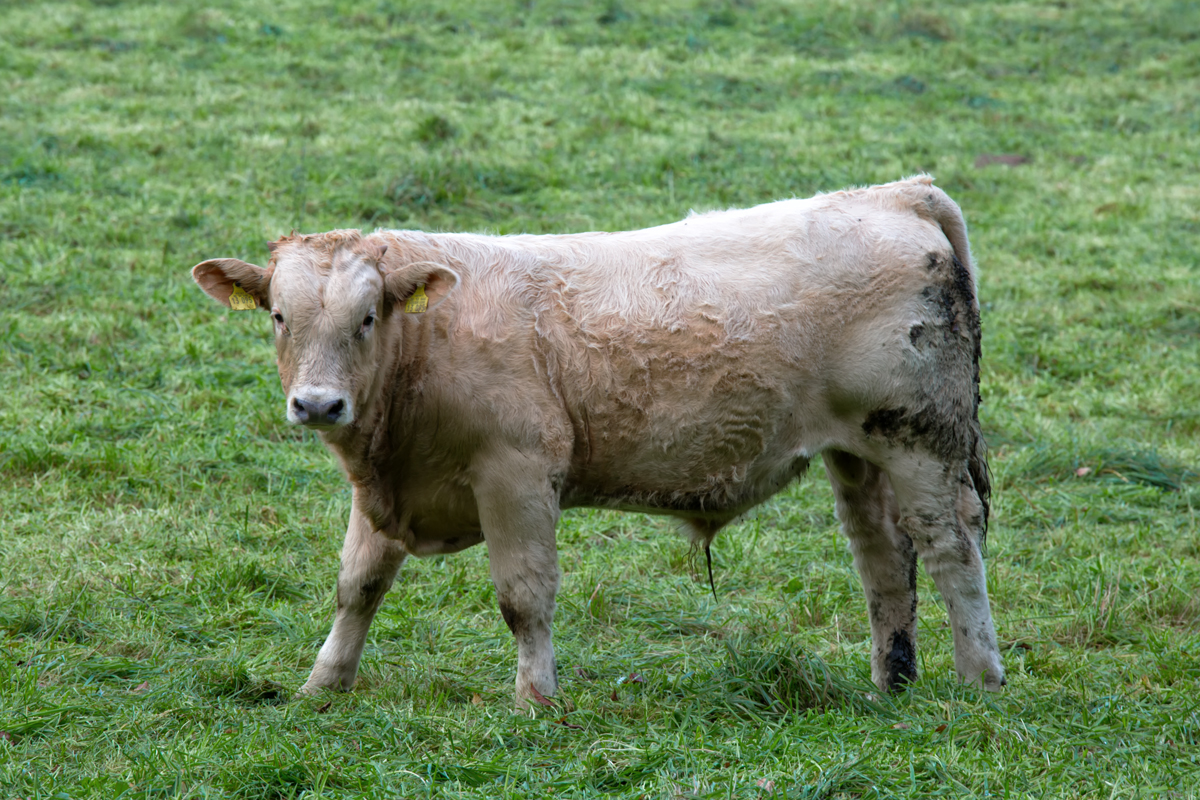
{"left": 393, "top": 474, "right": 485, "bottom": 556}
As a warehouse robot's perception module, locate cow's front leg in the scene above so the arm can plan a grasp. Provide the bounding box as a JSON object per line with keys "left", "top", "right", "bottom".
{"left": 298, "top": 500, "right": 407, "bottom": 695}
{"left": 473, "top": 450, "right": 561, "bottom": 709}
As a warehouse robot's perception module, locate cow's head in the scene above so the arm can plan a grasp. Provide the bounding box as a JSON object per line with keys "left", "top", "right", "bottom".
{"left": 191, "top": 231, "right": 457, "bottom": 430}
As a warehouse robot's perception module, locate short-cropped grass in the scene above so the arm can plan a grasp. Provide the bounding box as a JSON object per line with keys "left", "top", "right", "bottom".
{"left": 2, "top": 0, "right": 1198, "bottom": 797}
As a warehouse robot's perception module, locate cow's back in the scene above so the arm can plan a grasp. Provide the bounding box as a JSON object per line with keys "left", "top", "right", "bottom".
{"left": 382, "top": 176, "right": 968, "bottom": 518}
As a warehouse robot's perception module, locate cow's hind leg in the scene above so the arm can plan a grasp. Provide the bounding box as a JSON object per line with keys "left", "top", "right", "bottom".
{"left": 299, "top": 500, "right": 407, "bottom": 695}
{"left": 824, "top": 450, "right": 918, "bottom": 693}
{"left": 882, "top": 450, "right": 1004, "bottom": 690}
{"left": 473, "top": 450, "right": 561, "bottom": 709}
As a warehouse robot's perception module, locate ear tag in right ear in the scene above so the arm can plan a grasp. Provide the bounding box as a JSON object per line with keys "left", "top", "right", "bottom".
{"left": 229, "top": 284, "right": 257, "bottom": 311}
{"left": 404, "top": 284, "right": 428, "bottom": 314}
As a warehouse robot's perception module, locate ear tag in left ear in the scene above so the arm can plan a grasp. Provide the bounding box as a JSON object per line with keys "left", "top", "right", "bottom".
{"left": 404, "top": 284, "right": 428, "bottom": 314}
{"left": 229, "top": 284, "right": 257, "bottom": 311}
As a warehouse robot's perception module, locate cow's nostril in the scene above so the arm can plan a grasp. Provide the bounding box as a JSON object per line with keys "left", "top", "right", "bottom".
{"left": 291, "top": 394, "right": 347, "bottom": 426}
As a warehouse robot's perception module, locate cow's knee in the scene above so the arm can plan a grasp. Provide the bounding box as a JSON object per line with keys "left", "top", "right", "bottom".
{"left": 337, "top": 568, "right": 394, "bottom": 615}
{"left": 498, "top": 598, "right": 534, "bottom": 640}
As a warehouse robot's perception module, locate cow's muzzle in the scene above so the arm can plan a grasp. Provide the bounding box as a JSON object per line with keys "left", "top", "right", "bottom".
{"left": 288, "top": 390, "right": 353, "bottom": 428}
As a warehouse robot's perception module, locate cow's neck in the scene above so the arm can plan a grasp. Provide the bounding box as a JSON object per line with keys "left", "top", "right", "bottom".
{"left": 318, "top": 313, "right": 415, "bottom": 533}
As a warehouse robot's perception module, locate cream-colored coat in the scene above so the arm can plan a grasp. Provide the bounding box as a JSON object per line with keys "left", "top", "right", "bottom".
{"left": 192, "top": 175, "right": 1004, "bottom": 705}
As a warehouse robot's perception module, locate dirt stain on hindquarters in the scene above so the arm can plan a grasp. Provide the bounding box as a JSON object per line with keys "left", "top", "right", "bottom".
{"left": 861, "top": 404, "right": 962, "bottom": 458}
{"left": 908, "top": 323, "right": 925, "bottom": 347}
{"left": 862, "top": 252, "right": 991, "bottom": 533}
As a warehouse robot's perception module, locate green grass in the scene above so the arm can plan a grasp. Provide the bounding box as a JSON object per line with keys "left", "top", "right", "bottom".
{"left": 2, "top": 0, "right": 1199, "bottom": 797}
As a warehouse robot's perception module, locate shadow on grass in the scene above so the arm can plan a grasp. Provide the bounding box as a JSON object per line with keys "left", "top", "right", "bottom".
{"left": 200, "top": 661, "right": 287, "bottom": 705}
{"left": 683, "top": 636, "right": 886, "bottom": 720}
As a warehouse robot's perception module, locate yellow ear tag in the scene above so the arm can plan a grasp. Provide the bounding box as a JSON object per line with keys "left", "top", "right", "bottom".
{"left": 404, "top": 284, "right": 428, "bottom": 314}
{"left": 229, "top": 284, "right": 257, "bottom": 311}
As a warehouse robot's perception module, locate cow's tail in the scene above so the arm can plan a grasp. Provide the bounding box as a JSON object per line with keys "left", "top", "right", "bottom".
{"left": 902, "top": 175, "right": 978, "bottom": 303}
{"left": 968, "top": 411, "right": 992, "bottom": 549}
{"left": 927, "top": 187, "right": 976, "bottom": 289}
{"left": 913, "top": 177, "right": 992, "bottom": 546}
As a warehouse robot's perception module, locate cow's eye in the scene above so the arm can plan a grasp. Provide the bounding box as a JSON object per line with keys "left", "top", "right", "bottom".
{"left": 356, "top": 312, "right": 375, "bottom": 341}
{"left": 272, "top": 312, "right": 285, "bottom": 324}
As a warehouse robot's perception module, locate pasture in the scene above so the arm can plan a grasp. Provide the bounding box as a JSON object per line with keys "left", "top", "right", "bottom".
{"left": 1, "top": 0, "right": 1198, "bottom": 797}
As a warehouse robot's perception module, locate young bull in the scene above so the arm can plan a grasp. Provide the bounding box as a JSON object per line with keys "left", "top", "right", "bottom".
{"left": 191, "top": 176, "right": 1004, "bottom": 705}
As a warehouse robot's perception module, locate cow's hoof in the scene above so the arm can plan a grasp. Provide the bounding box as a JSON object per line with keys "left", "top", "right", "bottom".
{"left": 514, "top": 681, "right": 557, "bottom": 712}
{"left": 294, "top": 684, "right": 334, "bottom": 700}
{"left": 959, "top": 668, "right": 1006, "bottom": 692}
{"left": 296, "top": 673, "right": 355, "bottom": 697}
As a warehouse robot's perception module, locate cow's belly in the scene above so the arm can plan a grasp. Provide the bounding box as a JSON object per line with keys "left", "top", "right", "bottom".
{"left": 564, "top": 461, "right": 811, "bottom": 520}
{"left": 401, "top": 529, "right": 486, "bottom": 556}
{"left": 562, "top": 432, "right": 813, "bottom": 520}
{"left": 560, "top": 359, "right": 825, "bottom": 511}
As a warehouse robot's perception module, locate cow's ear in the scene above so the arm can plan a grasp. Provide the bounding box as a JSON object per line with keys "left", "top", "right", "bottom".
{"left": 191, "top": 258, "right": 271, "bottom": 311}
{"left": 384, "top": 263, "right": 459, "bottom": 316}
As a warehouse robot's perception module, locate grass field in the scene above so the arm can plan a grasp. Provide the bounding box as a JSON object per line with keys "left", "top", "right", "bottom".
{"left": 2, "top": 0, "right": 1199, "bottom": 797}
